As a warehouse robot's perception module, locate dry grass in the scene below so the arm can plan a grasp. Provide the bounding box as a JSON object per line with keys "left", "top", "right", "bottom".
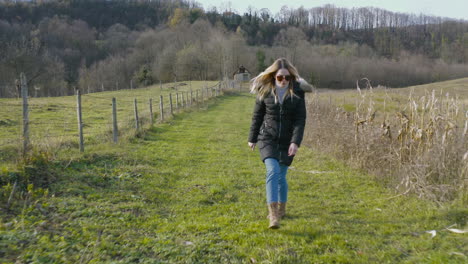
{"left": 304, "top": 78, "right": 468, "bottom": 204}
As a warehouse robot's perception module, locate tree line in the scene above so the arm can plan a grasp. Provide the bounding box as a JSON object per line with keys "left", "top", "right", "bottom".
{"left": 1, "top": 0, "right": 468, "bottom": 97}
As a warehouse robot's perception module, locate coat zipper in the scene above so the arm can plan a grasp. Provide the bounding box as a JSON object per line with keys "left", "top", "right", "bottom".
{"left": 278, "top": 103, "right": 283, "bottom": 161}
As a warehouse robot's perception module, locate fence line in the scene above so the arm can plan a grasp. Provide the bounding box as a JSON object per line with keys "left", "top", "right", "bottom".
{"left": 28, "top": 104, "right": 77, "bottom": 108}
{"left": 0, "top": 76, "right": 246, "bottom": 154}
{"left": 36, "top": 134, "right": 78, "bottom": 138}
{"left": 29, "top": 121, "right": 77, "bottom": 125}
{"left": 0, "top": 138, "right": 20, "bottom": 146}
{"left": 0, "top": 102, "right": 22, "bottom": 106}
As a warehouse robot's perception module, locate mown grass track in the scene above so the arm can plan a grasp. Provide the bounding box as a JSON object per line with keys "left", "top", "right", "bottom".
{"left": 0, "top": 93, "right": 466, "bottom": 263}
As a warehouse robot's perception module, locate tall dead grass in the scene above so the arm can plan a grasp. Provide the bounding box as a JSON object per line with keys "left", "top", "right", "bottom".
{"left": 304, "top": 84, "right": 468, "bottom": 204}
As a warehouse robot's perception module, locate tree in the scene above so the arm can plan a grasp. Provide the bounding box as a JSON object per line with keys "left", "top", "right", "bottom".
{"left": 168, "top": 8, "right": 190, "bottom": 28}
{"left": 273, "top": 27, "right": 307, "bottom": 63}
{"left": 135, "top": 65, "right": 154, "bottom": 86}
{"left": 256, "top": 50, "right": 266, "bottom": 72}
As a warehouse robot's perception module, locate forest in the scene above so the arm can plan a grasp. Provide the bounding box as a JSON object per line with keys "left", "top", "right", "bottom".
{"left": 1, "top": 0, "right": 468, "bottom": 97}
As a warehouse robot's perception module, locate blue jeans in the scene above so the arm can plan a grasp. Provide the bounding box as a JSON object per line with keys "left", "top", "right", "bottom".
{"left": 264, "top": 158, "right": 289, "bottom": 204}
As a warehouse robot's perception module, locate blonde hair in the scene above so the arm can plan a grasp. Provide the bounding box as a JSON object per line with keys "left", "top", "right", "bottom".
{"left": 250, "top": 58, "right": 301, "bottom": 101}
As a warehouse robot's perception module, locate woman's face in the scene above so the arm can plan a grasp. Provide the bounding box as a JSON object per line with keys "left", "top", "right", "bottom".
{"left": 275, "top": 68, "right": 291, "bottom": 89}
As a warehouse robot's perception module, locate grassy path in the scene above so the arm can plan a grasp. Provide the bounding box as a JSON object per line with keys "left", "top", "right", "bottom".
{"left": 1, "top": 93, "right": 466, "bottom": 263}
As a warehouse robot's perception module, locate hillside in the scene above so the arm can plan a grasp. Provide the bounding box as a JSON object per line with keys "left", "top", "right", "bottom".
{"left": 405, "top": 77, "right": 468, "bottom": 98}
{"left": 1, "top": 92, "right": 466, "bottom": 263}
{"left": 315, "top": 77, "right": 468, "bottom": 112}
{"left": 2, "top": 0, "right": 468, "bottom": 97}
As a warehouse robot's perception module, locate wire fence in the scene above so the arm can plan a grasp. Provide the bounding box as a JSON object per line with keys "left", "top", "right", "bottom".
{"left": 0, "top": 74, "right": 247, "bottom": 156}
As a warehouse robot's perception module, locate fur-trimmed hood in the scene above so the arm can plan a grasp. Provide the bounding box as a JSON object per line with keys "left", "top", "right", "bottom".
{"left": 297, "top": 78, "right": 314, "bottom": 93}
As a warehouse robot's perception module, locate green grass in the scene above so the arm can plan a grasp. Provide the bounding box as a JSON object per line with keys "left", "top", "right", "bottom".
{"left": 0, "top": 81, "right": 219, "bottom": 165}
{"left": 0, "top": 92, "right": 467, "bottom": 263}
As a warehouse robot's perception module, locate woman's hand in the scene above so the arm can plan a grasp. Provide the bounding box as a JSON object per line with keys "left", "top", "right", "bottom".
{"left": 248, "top": 142, "right": 256, "bottom": 151}
{"left": 288, "top": 143, "right": 299, "bottom": 156}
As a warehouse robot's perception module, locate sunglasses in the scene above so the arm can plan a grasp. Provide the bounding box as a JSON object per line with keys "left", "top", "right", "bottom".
{"left": 276, "top": 75, "right": 291, "bottom": 82}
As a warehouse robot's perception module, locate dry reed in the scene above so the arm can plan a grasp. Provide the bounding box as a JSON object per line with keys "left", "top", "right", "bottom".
{"left": 304, "top": 82, "right": 467, "bottom": 203}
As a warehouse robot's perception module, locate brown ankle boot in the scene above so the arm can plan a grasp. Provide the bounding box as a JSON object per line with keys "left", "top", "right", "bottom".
{"left": 268, "top": 202, "right": 280, "bottom": 229}
{"left": 278, "top": 202, "right": 286, "bottom": 219}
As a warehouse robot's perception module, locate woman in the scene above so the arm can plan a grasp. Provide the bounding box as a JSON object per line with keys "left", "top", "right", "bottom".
{"left": 248, "top": 58, "right": 311, "bottom": 229}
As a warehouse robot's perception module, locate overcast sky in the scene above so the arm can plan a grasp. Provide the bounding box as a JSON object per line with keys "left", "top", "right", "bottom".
{"left": 197, "top": 0, "right": 468, "bottom": 20}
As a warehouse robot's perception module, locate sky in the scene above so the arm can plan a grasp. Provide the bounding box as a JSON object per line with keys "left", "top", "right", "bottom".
{"left": 196, "top": 0, "right": 468, "bottom": 21}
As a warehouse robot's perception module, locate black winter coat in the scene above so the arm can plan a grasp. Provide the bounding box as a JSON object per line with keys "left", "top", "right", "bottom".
{"left": 248, "top": 81, "right": 307, "bottom": 166}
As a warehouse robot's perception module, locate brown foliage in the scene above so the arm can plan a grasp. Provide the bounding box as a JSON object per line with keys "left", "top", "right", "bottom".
{"left": 304, "top": 88, "right": 468, "bottom": 203}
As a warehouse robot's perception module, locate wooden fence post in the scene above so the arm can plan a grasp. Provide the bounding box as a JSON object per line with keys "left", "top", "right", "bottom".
{"left": 176, "top": 93, "right": 179, "bottom": 111}
{"left": 182, "top": 92, "right": 185, "bottom": 108}
{"left": 149, "top": 98, "right": 154, "bottom": 125}
{"left": 169, "top": 93, "right": 173, "bottom": 115}
{"left": 190, "top": 90, "right": 193, "bottom": 106}
{"left": 112, "top": 97, "right": 118, "bottom": 143}
{"left": 134, "top": 98, "right": 139, "bottom": 130}
{"left": 20, "top": 73, "right": 29, "bottom": 156}
{"left": 160, "top": 95, "right": 164, "bottom": 121}
{"left": 76, "top": 89, "right": 84, "bottom": 152}
{"left": 200, "top": 89, "right": 203, "bottom": 104}
{"left": 196, "top": 90, "right": 199, "bottom": 105}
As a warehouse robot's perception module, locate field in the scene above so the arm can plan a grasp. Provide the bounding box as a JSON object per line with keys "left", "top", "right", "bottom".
{"left": 306, "top": 78, "right": 468, "bottom": 203}
{"left": 0, "top": 81, "right": 221, "bottom": 165}
{"left": 315, "top": 77, "right": 468, "bottom": 118}
{"left": 0, "top": 84, "right": 467, "bottom": 263}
